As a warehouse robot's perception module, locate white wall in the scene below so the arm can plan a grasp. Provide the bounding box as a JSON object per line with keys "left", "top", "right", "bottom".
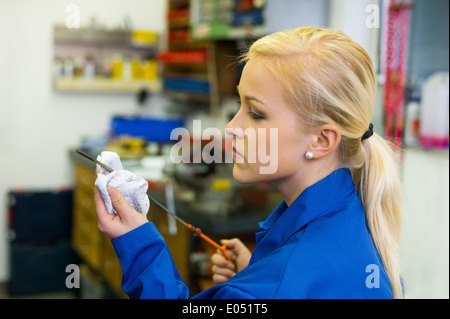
{"left": 400, "top": 148, "right": 449, "bottom": 298}
{"left": 328, "top": 0, "right": 386, "bottom": 137}
{"left": 264, "top": 0, "right": 329, "bottom": 33}
{"left": 329, "top": 0, "right": 380, "bottom": 63}
{"left": 0, "top": 0, "right": 166, "bottom": 282}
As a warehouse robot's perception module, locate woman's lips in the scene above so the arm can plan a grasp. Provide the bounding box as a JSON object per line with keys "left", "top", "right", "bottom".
{"left": 232, "top": 146, "right": 244, "bottom": 160}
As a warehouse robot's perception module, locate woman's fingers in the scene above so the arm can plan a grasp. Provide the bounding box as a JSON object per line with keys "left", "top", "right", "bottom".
{"left": 94, "top": 187, "right": 112, "bottom": 222}
{"left": 107, "top": 186, "right": 131, "bottom": 219}
{"left": 211, "top": 255, "right": 236, "bottom": 284}
{"left": 223, "top": 238, "right": 247, "bottom": 255}
{"left": 212, "top": 274, "right": 230, "bottom": 285}
{"left": 211, "top": 252, "right": 235, "bottom": 270}
{"left": 220, "top": 238, "right": 252, "bottom": 273}
{"left": 94, "top": 187, "right": 119, "bottom": 237}
{"left": 212, "top": 264, "right": 236, "bottom": 278}
{"left": 210, "top": 251, "right": 236, "bottom": 284}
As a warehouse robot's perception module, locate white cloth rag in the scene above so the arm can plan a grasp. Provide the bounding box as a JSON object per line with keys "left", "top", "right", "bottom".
{"left": 94, "top": 151, "right": 150, "bottom": 217}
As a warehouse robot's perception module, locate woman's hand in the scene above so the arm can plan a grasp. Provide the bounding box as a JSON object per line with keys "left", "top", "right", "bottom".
{"left": 94, "top": 186, "right": 148, "bottom": 239}
{"left": 210, "top": 238, "right": 252, "bottom": 284}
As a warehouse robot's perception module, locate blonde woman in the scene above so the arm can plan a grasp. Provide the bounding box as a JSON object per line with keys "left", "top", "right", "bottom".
{"left": 94, "top": 27, "right": 403, "bottom": 298}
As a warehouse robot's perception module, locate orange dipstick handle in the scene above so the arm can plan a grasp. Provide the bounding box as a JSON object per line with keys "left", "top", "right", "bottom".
{"left": 188, "top": 224, "right": 232, "bottom": 261}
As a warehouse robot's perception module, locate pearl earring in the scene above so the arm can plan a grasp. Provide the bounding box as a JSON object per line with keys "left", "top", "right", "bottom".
{"left": 305, "top": 151, "right": 314, "bottom": 160}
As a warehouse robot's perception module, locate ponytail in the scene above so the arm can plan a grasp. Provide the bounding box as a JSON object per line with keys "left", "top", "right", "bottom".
{"left": 356, "top": 134, "right": 403, "bottom": 298}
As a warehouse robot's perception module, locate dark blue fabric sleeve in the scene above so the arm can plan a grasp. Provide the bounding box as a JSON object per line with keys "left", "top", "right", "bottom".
{"left": 111, "top": 222, "right": 190, "bottom": 299}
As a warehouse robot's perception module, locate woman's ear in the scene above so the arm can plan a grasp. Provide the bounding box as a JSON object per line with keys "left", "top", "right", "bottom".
{"left": 308, "top": 124, "right": 341, "bottom": 159}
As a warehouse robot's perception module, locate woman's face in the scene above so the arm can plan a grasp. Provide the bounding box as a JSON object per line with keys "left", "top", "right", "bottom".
{"left": 226, "top": 57, "right": 312, "bottom": 184}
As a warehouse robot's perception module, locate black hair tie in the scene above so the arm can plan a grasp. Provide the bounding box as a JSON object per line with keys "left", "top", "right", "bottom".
{"left": 361, "top": 123, "right": 374, "bottom": 141}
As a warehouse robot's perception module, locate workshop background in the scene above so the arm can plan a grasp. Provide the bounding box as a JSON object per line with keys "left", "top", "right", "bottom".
{"left": 0, "top": 0, "right": 448, "bottom": 299}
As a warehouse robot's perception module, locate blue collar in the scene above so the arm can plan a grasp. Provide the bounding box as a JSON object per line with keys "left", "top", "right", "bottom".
{"left": 251, "top": 168, "right": 359, "bottom": 263}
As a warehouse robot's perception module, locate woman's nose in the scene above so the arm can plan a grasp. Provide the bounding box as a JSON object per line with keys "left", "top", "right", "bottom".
{"left": 225, "top": 110, "right": 245, "bottom": 139}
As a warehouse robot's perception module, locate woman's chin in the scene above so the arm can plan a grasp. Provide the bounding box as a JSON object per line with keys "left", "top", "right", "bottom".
{"left": 232, "top": 163, "right": 263, "bottom": 184}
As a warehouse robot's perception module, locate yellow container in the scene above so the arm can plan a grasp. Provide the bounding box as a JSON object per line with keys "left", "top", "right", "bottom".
{"left": 131, "top": 59, "right": 142, "bottom": 80}
{"left": 142, "top": 60, "right": 157, "bottom": 81}
{"left": 211, "top": 178, "right": 232, "bottom": 191}
{"left": 111, "top": 58, "right": 123, "bottom": 80}
{"left": 132, "top": 30, "right": 158, "bottom": 45}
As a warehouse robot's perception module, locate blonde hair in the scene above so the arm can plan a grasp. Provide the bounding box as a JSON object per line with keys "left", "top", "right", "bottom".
{"left": 241, "top": 27, "right": 403, "bottom": 298}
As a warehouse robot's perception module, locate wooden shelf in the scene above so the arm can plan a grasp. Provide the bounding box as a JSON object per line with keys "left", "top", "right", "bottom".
{"left": 54, "top": 78, "right": 162, "bottom": 93}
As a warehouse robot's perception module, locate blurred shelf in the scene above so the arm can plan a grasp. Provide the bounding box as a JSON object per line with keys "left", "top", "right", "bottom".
{"left": 158, "top": 50, "right": 208, "bottom": 64}
{"left": 169, "top": 0, "right": 190, "bottom": 9}
{"left": 53, "top": 25, "right": 158, "bottom": 51}
{"left": 169, "top": 18, "right": 191, "bottom": 29}
{"left": 164, "top": 90, "right": 211, "bottom": 101}
{"left": 164, "top": 0, "right": 242, "bottom": 114}
{"left": 53, "top": 78, "right": 162, "bottom": 93}
{"left": 191, "top": 23, "right": 265, "bottom": 40}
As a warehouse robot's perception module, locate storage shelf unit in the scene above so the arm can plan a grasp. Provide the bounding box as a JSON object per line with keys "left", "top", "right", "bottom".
{"left": 161, "top": 0, "right": 245, "bottom": 114}
{"left": 190, "top": 0, "right": 265, "bottom": 40}
{"left": 52, "top": 25, "right": 161, "bottom": 93}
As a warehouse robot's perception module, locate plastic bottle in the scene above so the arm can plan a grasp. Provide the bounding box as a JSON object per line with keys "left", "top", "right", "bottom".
{"left": 122, "top": 56, "right": 132, "bottom": 82}
{"left": 53, "top": 56, "right": 63, "bottom": 79}
{"left": 419, "top": 72, "right": 449, "bottom": 149}
{"left": 111, "top": 56, "right": 123, "bottom": 80}
{"left": 63, "top": 58, "right": 74, "bottom": 78}
{"left": 404, "top": 93, "right": 421, "bottom": 147}
{"left": 84, "top": 54, "right": 95, "bottom": 80}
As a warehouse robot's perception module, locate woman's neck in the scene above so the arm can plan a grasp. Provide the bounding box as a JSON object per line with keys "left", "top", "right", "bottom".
{"left": 272, "top": 160, "right": 340, "bottom": 206}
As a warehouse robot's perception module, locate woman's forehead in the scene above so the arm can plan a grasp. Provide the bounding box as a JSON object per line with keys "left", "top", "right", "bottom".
{"left": 239, "top": 59, "right": 281, "bottom": 100}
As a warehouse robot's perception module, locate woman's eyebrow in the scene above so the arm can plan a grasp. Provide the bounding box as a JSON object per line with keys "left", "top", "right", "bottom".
{"left": 236, "top": 85, "right": 267, "bottom": 106}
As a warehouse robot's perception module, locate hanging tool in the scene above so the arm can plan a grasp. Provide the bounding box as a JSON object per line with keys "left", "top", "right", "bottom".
{"left": 76, "top": 149, "right": 232, "bottom": 261}
{"left": 382, "top": 0, "right": 412, "bottom": 147}
{"left": 165, "top": 180, "right": 178, "bottom": 236}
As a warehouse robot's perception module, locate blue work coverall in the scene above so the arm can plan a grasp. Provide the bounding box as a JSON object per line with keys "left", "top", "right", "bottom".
{"left": 111, "top": 168, "right": 393, "bottom": 298}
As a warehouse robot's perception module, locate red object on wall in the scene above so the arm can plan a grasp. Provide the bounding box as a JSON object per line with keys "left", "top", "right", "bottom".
{"left": 382, "top": 0, "right": 412, "bottom": 147}
{"left": 158, "top": 50, "right": 208, "bottom": 63}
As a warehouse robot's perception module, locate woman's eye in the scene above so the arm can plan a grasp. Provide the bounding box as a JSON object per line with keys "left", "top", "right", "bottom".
{"left": 247, "top": 111, "right": 265, "bottom": 120}
{"left": 237, "top": 99, "right": 265, "bottom": 120}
